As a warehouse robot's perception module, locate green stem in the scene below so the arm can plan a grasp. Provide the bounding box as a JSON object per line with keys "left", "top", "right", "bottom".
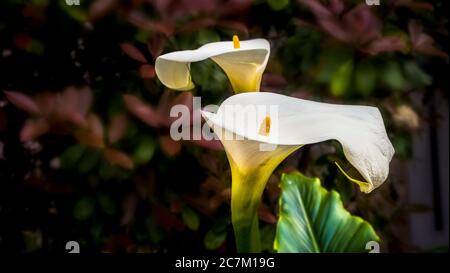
{"left": 223, "top": 141, "right": 301, "bottom": 253}
{"left": 230, "top": 164, "right": 271, "bottom": 253}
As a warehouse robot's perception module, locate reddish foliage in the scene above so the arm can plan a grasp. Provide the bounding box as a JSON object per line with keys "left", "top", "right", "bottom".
{"left": 103, "top": 147, "right": 134, "bottom": 169}
{"left": 408, "top": 20, "right": 448, "bottom": 59}
{"left": 123, "top": 94, "right": 165, "bottom": 128}
{"left": 120, "top": 43, "right": 148, "bottom": 63}
{"left": 301, "top": 0, "right": 406, "bottom": 54}
{"left": 108, "top": 114, "right": 129, "bottom": 144}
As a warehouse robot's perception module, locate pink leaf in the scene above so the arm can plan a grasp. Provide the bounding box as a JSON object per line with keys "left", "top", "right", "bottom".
{"left": 89, "top": 0, "right": 118, "bottom": 21}
{"left": 159, "top": 135, "right": 182, "bottom": 157}
{"left": 395, "top": 0, "right": 433, "bottom": 10}
{"left": 329, "top": 0, "right": 344, "bottom": 15}
{"left": 74, "top": 114, "right": 104, "bottom": 148}
{"left": 75, "top": 87, "right": 93, "bottom": 116}
{"left": 408, "top": 20, "right": 448, "bottom": 59}
{"left": 364, "top": 36, "right": 406, "bottom": 55}
{"left": 123, "top": 95, "right": 164, "bottom": 127}
{"left": 4, "top": 91, "right": 40, "bottom": 115}
{"left": 33, "top": 92, "right": 56, "bottom": 115}
{"left": 103, "top": 148, "right": 134, "bottom": 169}
{"left": 20, "top": 119, "right": 49, "bottom": 141}
{"left": 120, "top": 43, "right": 147, "bottom": 63}
{"left": 108, "top": 114, "right": 128, "bottom": 144}
{"left": 319, "top": 18, "right": 351, "bottom": 42}
{"left": 139, "top": 64, "right": 156, "bottom": 79}
{"left": 343, "top": 5, "right": 381, "bottom": 45}
{"left": 127, "top": 10, "right": 175, "bottom": 35}
{"left": 58, "top": 86, "right": 92, "bottom": 126}
{"left": 219, "top": 0, "right": 253, "bottom": 16}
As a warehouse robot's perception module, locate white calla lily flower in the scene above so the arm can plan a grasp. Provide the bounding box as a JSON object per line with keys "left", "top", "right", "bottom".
{"left": 203, "top": 92, "right": 395, "bottom": 193}
{"left": 155, "top": 36, "right": 270, "bottom": 93}
{"left": 202, "top": 92, "right": 394, "bottom": 252}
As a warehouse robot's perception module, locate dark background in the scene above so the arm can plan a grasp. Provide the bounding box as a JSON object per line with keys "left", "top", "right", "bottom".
{"left": 0, "top": 0, "right": 448, "bottom": 253}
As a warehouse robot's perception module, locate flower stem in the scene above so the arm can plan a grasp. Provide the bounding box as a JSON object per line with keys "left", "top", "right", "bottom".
{"left": 223, "top": 141, "right": 301, "bottom": 253}
{"left": 230, "top": 163, "right": 270, "bottom": 253}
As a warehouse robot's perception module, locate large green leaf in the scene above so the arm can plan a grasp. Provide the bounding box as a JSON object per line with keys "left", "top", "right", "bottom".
{"left": 274, "top": 172, "right": 379, "bottom": 253}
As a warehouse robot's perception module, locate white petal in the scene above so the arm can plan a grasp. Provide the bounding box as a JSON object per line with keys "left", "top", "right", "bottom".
{"left": 202, "top": 92, "right": 395, "bottom": 193}
{"left": 155, "top": 39, "right": 270, "bottom": 92}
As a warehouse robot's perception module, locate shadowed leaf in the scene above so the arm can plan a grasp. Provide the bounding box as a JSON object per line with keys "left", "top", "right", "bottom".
{"left": 120, "top": 43, "right": 147, "bottom": 63}
{"left": 258, "top": 204, "right": 277, "bottom": 224}
{"left": 204, "top": 229, "right": 227, "bottom": 250}
{"left": 159, "top": 135, "right": 182, "bottom": 156}
{"left": 181, "top": 206, "right": 200, "bottom": 231}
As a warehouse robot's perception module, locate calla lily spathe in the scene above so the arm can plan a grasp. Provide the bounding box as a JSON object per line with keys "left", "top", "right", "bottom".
{"left": 203, "top": 92, "right": 395, "bottom": 194}
{"left": 202, "top": 92, "right": 394, "bottom": 252}
{"left": 155, "top": 37, "right": 270, "bottom": 93}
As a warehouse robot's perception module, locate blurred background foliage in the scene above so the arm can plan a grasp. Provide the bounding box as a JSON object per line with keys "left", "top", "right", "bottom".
{"left": 0, "top": 0, "right": 448, "bottom": 253}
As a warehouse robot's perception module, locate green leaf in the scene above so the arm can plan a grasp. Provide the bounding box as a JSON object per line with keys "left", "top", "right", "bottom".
{"left": 98, "top": 193, "right": 116, "bottom": 215}
{"left": 181, "top": 206, "right": 200, "bottom": 231}
{"left": 196, "top": 30, "right": 220, "bottom": 46}
{"left": 191, "top": 59, "right": 229, "bottom": 95}
{"left": 355, "top": 60, "right": 377, "bottom": 97}
{"left": 59, "top": 1, "right": 88, "bottom": 22}
{"left": 204, "top": 229, "right": 227, "bottom": 250}
{"left": 316, "top": 47, "right": 353, "bottom": 84}
{"left": 78, "top": 148, "right": 101, "bottom": 174}
{"left": 274, "top": 172, "right": 379, "bottom": 253}
{"left": 132, "top": 138, "right": 156, "bottom": 165}
{"left": 260, "top": 224, "right": 276, "bottom": 252}
{"left": 381, "top": 61, "right": 406, "bottom": 91}
{"left": 403, "top": 61, "right": 431, "bottom": 87}
{"left": 60, "top": 144, "right": 86, "bottom": 168}
{"left": 330, "top": 60, "right": 353, "bottom": 97}
{"left": 74, "top": 197, "right": 95, "bottom": 221}
{"left": 268, "top": 0, "right": 289, "bottom": 11}
{"left": 392, "top": 133, "right": 412, "bottom": 160}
